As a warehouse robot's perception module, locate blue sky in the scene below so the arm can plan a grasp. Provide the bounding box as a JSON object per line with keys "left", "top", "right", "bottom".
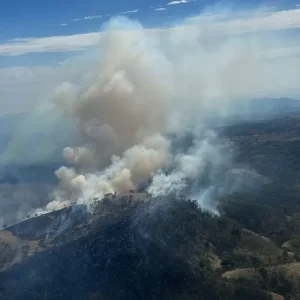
{"left": 0, "top": 0, "right": 207, "bottom": 40}
{"left": 1, "top": 0, "right": 300, "bottom": 114}
{"left": 0, "top": 0, "right": 297, "bottom": 40}
{"left": 0, "top": 0, "right": 300, "bottom": 60}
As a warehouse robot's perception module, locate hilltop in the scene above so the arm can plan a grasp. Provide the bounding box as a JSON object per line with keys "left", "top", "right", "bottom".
{"left": 2, "top": 115, "right": 300, "bottom": 299}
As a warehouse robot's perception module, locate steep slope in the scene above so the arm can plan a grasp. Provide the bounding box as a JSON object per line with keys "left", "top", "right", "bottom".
{"left": 0, "top": 197, "right": 272, "bottom": 300}
{"left": 3, "top": 115, "right": 300, "bottom": 299}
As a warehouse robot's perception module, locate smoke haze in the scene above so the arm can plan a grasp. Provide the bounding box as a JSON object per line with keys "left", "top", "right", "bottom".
{"left": 2, "top": 8, "right": 300, "bottom": 223}
{"left": 39, "top": 16, "right": 258, "bottom": 215}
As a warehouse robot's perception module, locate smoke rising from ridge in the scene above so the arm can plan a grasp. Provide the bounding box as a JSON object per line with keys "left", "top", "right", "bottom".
{"left": 49, "top": 133, "right": 171, "bottom": 209}
{"left": 54, "top": 22, "right": 173, "bottom": 169}
{"left": 36, "top": 16, "right": 266, "bottom": 215}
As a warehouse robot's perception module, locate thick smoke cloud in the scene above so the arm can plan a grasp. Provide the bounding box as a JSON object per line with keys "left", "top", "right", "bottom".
{"left": 53, "top": 22, "right": 173, "bottom": 169}
{"left": 148, "top": 131, "right": 234, "bottom": 212}
{"left": 47, "top": 133, "right": 171, "bottom": 210}
{"left": 33, "top": 16, "right": 266, "bottom": 215}
{"left": 2, "top": 7, "right": 300, "bottom": 227}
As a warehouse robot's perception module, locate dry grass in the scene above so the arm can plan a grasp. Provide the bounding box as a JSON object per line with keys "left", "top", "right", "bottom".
{"left": 0, "top": 230, "right": 40, "bottom": 271}
{"left": 222, "top": 268, "right": 257, "bottom": 280}
{"left": 234, "top": 229, "right": 282, "bottom": 265}
{"left": 222, "top": 263, "right": 300, "bottom": 283}
{"left": 207, "top": 252, "right": 222, "bottom": 270}
{"left": 267, "top": 292, "right": 284, "bottom": 300}
{"left": 271, "top": 263, "right": 300, "bottom": 278}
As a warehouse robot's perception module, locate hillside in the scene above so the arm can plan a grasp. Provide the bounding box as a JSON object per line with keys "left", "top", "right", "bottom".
{"left": 2, "top": 115, "right": 300, "bottom": 299}
{"left": 0, "top": 196, "right": 260, "bottom": 300}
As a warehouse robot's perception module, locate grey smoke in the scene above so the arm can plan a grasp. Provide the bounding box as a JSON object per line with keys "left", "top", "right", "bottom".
{"left": 53, "top": 22, "right": 173, "bottom": 169}
{"left": 0, "top": 14, "right": 282, "bottom": 220}
{"left": 0, "top": 183, "right": 53, "bottom": 228}
{"left": 35, "top": 16, "right": 268, "bottom": 215}
{"left": 1, "top": 6, "right": 300, "bottom": 227}
{"left": 147, "top": 131, "right": 236, "bottom": 213}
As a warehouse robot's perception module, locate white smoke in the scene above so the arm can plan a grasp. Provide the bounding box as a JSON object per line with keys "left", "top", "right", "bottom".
{"left": 38, "top": 16, "right": 262, "bottom": 215}
{"left": 53, "top": 20, "right": 173, "bottom": 170}
{"left": 148, "top": 131, "right": 234, "bottom": 213}
{"left": 45, "top": 133, "right": 171, "bottom": 211}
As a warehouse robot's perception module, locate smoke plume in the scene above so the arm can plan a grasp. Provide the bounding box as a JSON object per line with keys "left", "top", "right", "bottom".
{"left": 53, "top": 22, "right": 173, "bottom": 169}
{"left": 38, "top": 16, "right": 261, "bottom": 215}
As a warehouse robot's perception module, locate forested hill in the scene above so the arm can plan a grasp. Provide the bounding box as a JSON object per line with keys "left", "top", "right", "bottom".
{"left": 2, "top": 115, "right": 300, "bottom": 299}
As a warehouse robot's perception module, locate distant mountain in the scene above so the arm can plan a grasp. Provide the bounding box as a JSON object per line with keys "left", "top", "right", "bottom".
{"left": 226, "top": 97, "right": 300, "bottom": 122}
{"left": 0, "top": 110, "right": 77, "bottom": 184}
{"left": 0, "top": 98, "right": 299, "bottom": 166}
{"left": 0, "top": 110, "right": 76, "bottom": 164}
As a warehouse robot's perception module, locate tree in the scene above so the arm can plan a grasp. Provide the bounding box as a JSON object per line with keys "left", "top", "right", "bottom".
{"left": 258, "top": 267, "right": 268, "bottom": 280}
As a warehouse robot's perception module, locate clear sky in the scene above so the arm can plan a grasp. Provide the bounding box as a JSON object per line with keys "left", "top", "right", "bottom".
{"left": 0, "top": 0, "right": 297, "bottom": 40}
{"left": 1, "top": 0, "right": 300, "bottom": 113}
